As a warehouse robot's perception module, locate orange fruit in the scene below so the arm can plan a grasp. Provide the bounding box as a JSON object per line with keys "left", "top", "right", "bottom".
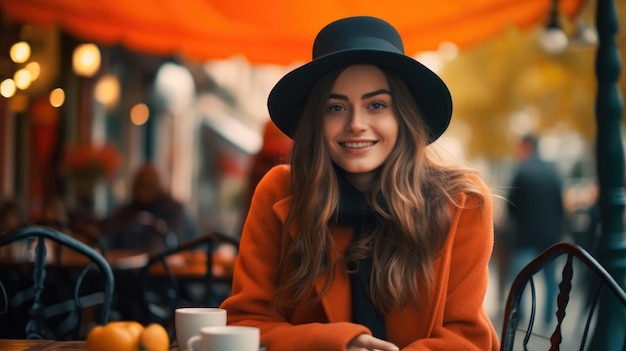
{"left": 86, "top": 321, "right": 144, "bottom": 351}
{"left": 140, "top": 323, "right": 170, "bottom": 351}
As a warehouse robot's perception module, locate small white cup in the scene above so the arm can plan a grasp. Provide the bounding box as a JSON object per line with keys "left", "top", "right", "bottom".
{"left": 175, "top": 307, "right": 227, "bottom": 350}
{"left": 187, "top": 326, "right": 260, "bottom": 351}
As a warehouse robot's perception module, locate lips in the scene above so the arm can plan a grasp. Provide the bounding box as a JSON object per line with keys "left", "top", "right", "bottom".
{"left": 340, "top": 141, "right": 376, "bottom": 148}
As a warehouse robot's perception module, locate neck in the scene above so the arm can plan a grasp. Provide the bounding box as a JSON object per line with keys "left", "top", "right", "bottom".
{"left": 343, "top": 172, "right": 374, "bottom": 192}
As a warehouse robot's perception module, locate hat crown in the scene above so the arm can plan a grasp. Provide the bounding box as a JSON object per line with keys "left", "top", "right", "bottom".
{"left": 312, "top": 16, "right": 405, "bottom": 60}
{"left": 268, "top": 16, "right": 452, "bottom": 143}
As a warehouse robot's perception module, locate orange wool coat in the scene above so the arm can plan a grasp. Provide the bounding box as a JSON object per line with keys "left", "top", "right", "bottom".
{"left": 221, "top": 165, "right": 500, "bottom": 351}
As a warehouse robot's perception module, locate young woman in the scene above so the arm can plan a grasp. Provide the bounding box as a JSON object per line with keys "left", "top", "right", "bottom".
{"left": 220, "top": 16, "right": 499, "bottom": 351}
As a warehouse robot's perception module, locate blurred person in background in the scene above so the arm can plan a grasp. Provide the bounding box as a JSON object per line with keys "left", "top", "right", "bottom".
{"left": 101, "top": 162, "right": 198, "bottom": 252}
{"left": 505, "top": 133, "right": 565, "bottom": 326}
{"left": 36, "top": 196, "right": 103, "bottom": 251}
{"left": 39, "top": 196, "right": 70, "bottom": 230}
{"left": 565, "top": 181, "right": 599, "bottom": 255}
{"left": 239, "top": 120, "right": 292, "bottom": 234}
{"left": 0, "top": 199, "right": 30, "bottom": 262}
{"left": 246, "top": 120, "right": 293, "bottom": 207}
{"left": 565, "top": 180, "right": 600, "bottom": 308}
{"left": 0, "top": 199, "right": 24, "bottom": 234}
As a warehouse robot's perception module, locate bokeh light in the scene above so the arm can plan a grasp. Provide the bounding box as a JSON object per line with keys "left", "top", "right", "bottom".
{"left": 95, "top": 74, "right": 121, "bottom": 109}
{"left": 130, "top": 103, "right": 150, "bottom": 125}
{"left": 49, "top": 88, "right": 65, "bottom": 107}
{"left": 25, "top": 62, "right": 41, "bottom": 81}
{"left": 72, "top": 43, "right": 101, "bottom": 77}
{"left": 13, "top": 69, "right": 32, "bottom": 90}
{"left": 10, "top": 41, "right": 31, "bottom": 63}
{"left": 0, "top": 79, "right": 17, "bottom": 98}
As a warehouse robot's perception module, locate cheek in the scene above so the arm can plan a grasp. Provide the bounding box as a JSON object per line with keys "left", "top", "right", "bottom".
{"left": 382, "top": 118, "right": 399, "bottom": 143}
{"left": 322, "top": 124, "right": 332, "bottom": 146}
{"left": 321, "top": 124, "right": 336, "bottom": 154}
{"left": 322, "top": 118, "right": 342, "bottom": 141}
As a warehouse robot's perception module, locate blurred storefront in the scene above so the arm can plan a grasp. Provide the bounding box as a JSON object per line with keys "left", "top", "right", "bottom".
{"left": 2, "top": 0, "right": 624, "bottom": 239}
{"left": 0, "top": 0, "right": 591, "bottom": 232}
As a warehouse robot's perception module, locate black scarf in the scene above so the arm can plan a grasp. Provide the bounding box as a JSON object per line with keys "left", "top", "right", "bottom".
{"left": 333, "top": 169, "right": 387, "bottom": 340}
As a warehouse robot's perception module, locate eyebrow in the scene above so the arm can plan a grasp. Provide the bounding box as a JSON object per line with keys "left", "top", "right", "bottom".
{"left": 328, "top": 89, "right": 392, "bottom": 101}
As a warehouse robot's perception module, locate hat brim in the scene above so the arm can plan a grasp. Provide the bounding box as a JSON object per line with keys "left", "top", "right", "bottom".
{"left": 267, "top": 49, "right": 452, "bottom": 143}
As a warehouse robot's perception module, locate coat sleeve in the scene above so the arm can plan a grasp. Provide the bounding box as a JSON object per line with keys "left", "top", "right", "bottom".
{"left": 220, "top": 165, "right": 370, "bottom": 351}
{"left": 402, "top": 174, "right": 500, "bottom": 351}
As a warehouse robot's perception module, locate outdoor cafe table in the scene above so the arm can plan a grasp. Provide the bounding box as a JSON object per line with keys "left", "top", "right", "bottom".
{"left": 0, "top": 247, "right": 235, "bottom": 279}
{"left": 0, "top": 246, "right": 235, "bottom": 328}
{"left": 0, "top": 339, "right": 181, "bottom": 350}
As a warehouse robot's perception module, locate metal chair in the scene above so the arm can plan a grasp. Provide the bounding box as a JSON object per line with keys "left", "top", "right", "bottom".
{"left": 0, "top": 225, "right": 114, "bottom": 340}
{"left": 500, "top": 242, "right": 626, "bottom": 351}
{"left": 101, "top": 210, "right": 178, "bottom": 254}
{"left": 136, "top": 231, "right": 239, "bottom": 339}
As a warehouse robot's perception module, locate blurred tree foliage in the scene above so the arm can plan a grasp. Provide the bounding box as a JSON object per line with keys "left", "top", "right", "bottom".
{"left": 440, "top": 3, "right": 626, "bottom": 161}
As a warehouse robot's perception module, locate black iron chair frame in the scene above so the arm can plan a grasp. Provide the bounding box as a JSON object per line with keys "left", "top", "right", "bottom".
{"left": 136, "top": 231, "right": 239, "bottom": 337}
{"left": 500, "top": 241, "right": 626, "bottom": 351}
{"left": 0, "top": 225, "right": 115, "bottom": 340}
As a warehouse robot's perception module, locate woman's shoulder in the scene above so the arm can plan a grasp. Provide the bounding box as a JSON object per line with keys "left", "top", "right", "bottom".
{"left": 465, "top": 171, "right": 490, "bottom": 193}
{"left": 255, "top": 164, "right": 292, "bottom": 198}
{"left": 457, "top": 171, "right": 493, "bottom": 210}
{"left": 442, "top": 168, "right": 492, "bottom": 206}
{"left": 261, "top": 164, "right": 290, "bottom": 183}
{"left": 443, "top": 166, "right": 490, "bottom": 191}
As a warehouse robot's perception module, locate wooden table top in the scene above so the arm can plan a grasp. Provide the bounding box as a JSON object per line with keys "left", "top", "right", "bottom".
{"left": 0, "top": 339, "right": 180, "bottom": 351}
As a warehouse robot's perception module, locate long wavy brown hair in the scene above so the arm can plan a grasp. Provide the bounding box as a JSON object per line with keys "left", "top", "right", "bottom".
{"left": 272, "top": 65, "right": 483, "bottom": 314}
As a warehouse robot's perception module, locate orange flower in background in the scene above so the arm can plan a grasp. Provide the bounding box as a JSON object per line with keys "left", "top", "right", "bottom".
{"left": 60, "top": 143, "right": 123, "bottom": 183}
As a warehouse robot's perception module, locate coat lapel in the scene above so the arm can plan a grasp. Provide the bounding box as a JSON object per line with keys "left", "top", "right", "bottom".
{"left": 273, "top": 197, "right": 353, "bottom": 323}
{"left": 315, "top": 225, "right": 352, "bottom": 322}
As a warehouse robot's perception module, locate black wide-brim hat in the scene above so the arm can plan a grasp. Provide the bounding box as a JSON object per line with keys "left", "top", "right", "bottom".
{"left": 267, "top": 16, "right": 452, "bottom": 144}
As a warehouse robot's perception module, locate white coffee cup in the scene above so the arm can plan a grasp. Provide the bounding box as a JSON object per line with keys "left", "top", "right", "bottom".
{"left": 187, "top": 325, "right": 260, "bottom": 351}
{"left": 175, "top": 307, "right": 227, "bottom": 350}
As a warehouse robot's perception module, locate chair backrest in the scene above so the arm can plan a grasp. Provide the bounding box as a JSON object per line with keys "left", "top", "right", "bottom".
{"left": 0, "top": 225, "right": 114, "bottom": 340}
{"left": 102, "top": 210, "right": 178, "bottom": 253}
{"left": 136, "top": 231, "right": 239, "bottom": 337}
{"left": 500, "top": 241, "right": 626, "bottom": 351}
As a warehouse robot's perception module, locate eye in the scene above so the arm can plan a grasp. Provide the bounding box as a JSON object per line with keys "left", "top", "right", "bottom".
{"left": 326, "top": 103, "right": 346, "bottom": 113}
{"left": 368, "top": 101, "right": 388, "bottom": 111}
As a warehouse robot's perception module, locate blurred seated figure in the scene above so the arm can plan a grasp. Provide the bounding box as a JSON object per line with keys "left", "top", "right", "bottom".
{"left": 238, "top": 120, "right": 292, "bottom": 235}
{"left": 0, "top": 199, "right": 27, "bottom": 260}
{"left": 101, "top": 163, "right": 198, "bottom": 252}
{"left": 38, "top": 196, "right": 70, "bottom": 230}
{"left": 245, "top": 120, "right": 293, "bottom": 208}
{"left": 0, "top": 199, "right": 25, "bottom": 234}
{"left": 37, "top": 196, "right": 104, "bottom": 254}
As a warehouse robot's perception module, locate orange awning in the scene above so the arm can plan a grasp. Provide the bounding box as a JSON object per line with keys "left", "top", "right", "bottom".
{"left": 0, "top": 0, "right": 583, "bottom": 64}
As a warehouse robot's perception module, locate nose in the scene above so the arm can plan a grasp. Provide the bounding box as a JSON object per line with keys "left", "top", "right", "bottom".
{"left": 345, "top": 109, "right": 367, "bottom": 133}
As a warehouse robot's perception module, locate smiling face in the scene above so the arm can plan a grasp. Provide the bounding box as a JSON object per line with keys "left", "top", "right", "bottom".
{"left": 323, "top": 64, "right": 399, "bottom": 191}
